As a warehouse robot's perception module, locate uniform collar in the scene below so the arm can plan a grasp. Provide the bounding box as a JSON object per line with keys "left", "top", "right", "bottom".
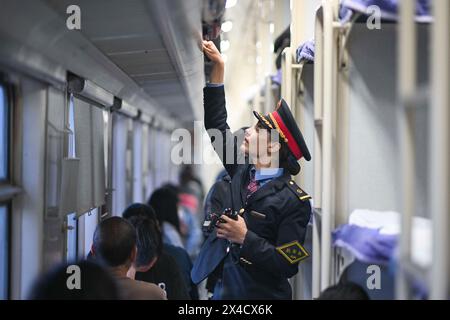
{"left": 243, "top": 167, "right": 290, "bottom": 204}
{"left": 250, "top": 166, "right": 284, "bottom": 182}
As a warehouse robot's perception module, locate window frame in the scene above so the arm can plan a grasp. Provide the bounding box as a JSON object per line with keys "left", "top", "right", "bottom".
{"left": 0, "top": 76, "right": 15, "bottom": 299}
{"left": 0, "top": 201, "right": 11, "bottom": 299}
{"left": 0, "top": 77, "right": 20, "bottom": 201}
{"left": 0, "top": 78, "right": 12, "bottom": 184}
{"left": 67, "top": 92, "right": 76, "bottom": 159}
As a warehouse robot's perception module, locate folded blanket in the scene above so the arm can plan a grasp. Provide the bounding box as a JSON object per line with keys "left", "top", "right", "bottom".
{"left": 333, "top": 224, "right": 398, "bottom": 265}
{"left": 334, "top": 209, "right": 432, "bottom": 268}
{"left": 296, "top": 40, "right": 315, "bottom": 63}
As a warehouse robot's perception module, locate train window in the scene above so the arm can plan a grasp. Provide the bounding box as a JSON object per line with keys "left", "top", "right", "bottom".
{"left": 77, "top": 208, "right": 98, "bottom": 260}
{"left": 112, "top": 114, "right": 131, "bottom": 214}
{"left": 66, "top": 213, "right": 78, "bottom": 263}
{"left": 68, "top": 94, "right": 76, "bottom": 158}
{"left": 0, "top": 84, "right": 9, "bottom": 180}
{"left": 0, "top": 204, "right": 9, "bottom": 299}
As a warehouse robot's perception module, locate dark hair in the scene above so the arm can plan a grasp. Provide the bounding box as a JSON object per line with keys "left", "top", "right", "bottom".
{"left": 148, "top": 187, "right": 181, "bottom": 232}
{"left": 122, "top": 203, "right": 163, "bottom": 267}
{"left": 179, "top": 165, "right": 204, "bottom": 198}
{"left": 257, "top": 120, "right": 300, "bottom": 176}
{"left": 123, "top": 202, "right": 157, "bottom": 221}
{"left": 279, "top": 142, "right": 301, "bottom": 175}
{"left": 179, "top": 165, "right": 198, "bottom": 186}
{"left": 92, "top": 216, "right": 136, "bottom": 267}
{"left": 161, "top": 183, "right": 180, "bottom": 196}
{"left": 29, "top": 260, "right": 119, "bottom": 300}
{"left": 317, "top": 281, "right": 370, "bottom": 300}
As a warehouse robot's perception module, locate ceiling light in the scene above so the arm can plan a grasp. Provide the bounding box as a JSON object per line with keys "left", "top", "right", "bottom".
{"left": 221, "top": 20, "right": 233, "bottom": 33}
{"left": 225, "top": 0, "right": 237, "bottom": 9}
{"left": 220, "top": 40, "right": 230, "bottom": 52}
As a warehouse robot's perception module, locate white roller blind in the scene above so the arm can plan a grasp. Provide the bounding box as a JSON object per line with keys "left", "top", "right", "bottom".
{"left": 154, "top": 130, "right": 164, "bottom": 188}
{"left": 92, "top": 106, "right": 106, "bottom": 208}
{"left": 112, "top": 113, "right": 128, "bottom": 215}
{"left": 164, "top": 132, "right": 173, "bottom": 184}
{"left": 132, "top": 121, "right": 143, "bottom": 203}
{"left": 146, "top": 127, "right": 156, "bottom": 198}
{"left": 142, "top": 124, "right": 150, "bottom": 201}
{"left": 73, "top": 98, "right": 105, "bottom": 215}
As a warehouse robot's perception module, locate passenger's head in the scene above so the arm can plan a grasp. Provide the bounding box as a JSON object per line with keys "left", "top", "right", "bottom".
{"left": 317, "top": 281, "right": 370, "bottom": 300}
{"left": 148, "top": 187, "right": 180, "bottom": 232}
{"left": 92, "top": 216, "right": 137, "bottom": 269}
{"left": 179, "top": 165, "right": 195, "bottom": 186}
{"left": 29, "top": 260, "right": 119, "bottom": 300}
{"left": 123, "top": 202, "right": 158, "bottom": 221}
{"left": 161, "top": 183, "right": 180, "bottom": 196}
{"left": 122, "top": 203, "right": 163, "bottom": 270}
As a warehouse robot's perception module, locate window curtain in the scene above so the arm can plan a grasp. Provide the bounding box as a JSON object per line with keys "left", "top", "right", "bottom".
{"left": 72, "top": 97, "right": 105, "bottom": 216}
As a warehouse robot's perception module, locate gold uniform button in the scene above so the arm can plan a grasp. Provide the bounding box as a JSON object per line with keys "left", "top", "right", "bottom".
{"left": 239, "top": 208, "right": 245, "bottom": 214}
{"left": 297, "top": 188, "right": 302, "bottom": 194}
{"left": 289, "top": 181, "right": 295, "bottom": 185}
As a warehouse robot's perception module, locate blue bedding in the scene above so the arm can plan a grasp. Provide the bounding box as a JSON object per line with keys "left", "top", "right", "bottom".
{"left": 295, "top": 40, "right": 315, "bottom": 63}
{"left": 332, "top": 224, "right": 398, "bottom": 265}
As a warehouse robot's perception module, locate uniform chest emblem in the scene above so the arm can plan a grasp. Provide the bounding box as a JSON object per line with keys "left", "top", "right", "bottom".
{"left": 276, "top": 240, "right": 310, "bottom": 264}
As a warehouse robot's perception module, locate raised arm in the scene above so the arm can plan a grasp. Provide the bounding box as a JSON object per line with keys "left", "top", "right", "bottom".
{"left": 203, "top": 41, "right": 224, "bottom": 83}
{"left": 202, "top": 41, "right": 243, "bottom": 177}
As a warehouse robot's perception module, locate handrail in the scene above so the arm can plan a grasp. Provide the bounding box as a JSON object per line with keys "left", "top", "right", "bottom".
{"left": 396, "top": 0, "right": 417, "bottom": 300}
{"left": 430, "top": 0, "right": 450, "bottom": 300}
{"left": 281, "top": 47, "right": 293, "bottom": 110}
{"left": 320, "top": 0, "right": 339, "bottom": 292}
{"left": 312, "top": 5, "right": 324, "bottom": 299}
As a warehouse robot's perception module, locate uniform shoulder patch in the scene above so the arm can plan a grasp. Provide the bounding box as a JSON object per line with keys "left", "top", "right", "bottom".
{"left": 286, "top": 180, "right": 312, "bottom": 202}
{"left": 276, "top": 240, "right": 310, "bottom": 264}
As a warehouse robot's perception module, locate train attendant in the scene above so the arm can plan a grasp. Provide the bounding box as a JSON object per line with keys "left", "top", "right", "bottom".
{"left": 192, "top": 40, "right": 312, "bottom": 299}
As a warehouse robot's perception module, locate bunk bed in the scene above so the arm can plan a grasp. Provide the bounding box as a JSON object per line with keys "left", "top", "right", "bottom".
{"left": 303, "top": 0, "right": 448, "bottom": 299}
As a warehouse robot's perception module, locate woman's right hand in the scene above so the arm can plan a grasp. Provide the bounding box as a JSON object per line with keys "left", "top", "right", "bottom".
{"left": 203, "top": 40, "right": 224, "bottom": 65}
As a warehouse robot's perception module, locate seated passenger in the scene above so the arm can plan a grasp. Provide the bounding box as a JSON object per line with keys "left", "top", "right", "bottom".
{"left": 149, "top": 187, "right": 184, "bottom": 248}
{"left": 29, "top": 260, "right": 119, "bottom": 300}
{"left": 122, "top": 203, "right": 191, "bottom": 300}
{"left": 163, "top": 183, "right": 202, "bottom": 260}
{"left": 317, "top": 281, "right": 370, "bottom": 300}
{"left": 91, "top": 216, "right": 166, "bottom": 300}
